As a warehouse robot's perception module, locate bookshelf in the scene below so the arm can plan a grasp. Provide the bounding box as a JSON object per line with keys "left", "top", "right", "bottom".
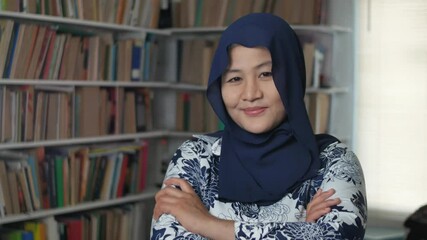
{"left": 0, "top": 190, "right": 157, "bottom": 225}
{"left": 0, "top": 4, "right": 166, "bottom": 238}
{"left": 0, "top": 0, "right": 355, "bottom": 239}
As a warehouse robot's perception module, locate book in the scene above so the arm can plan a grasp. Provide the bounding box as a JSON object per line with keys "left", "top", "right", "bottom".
{"left": 62, "top": 36, "right": 81, "bottom": 80}
{"left": 176, "top": 92, "right": 206, "bottom": 132}
{"left": 54, "top": 155, "right": 65, "bottom": 207}
{"left": 189, "top": 92, "right": 204, "bottom": 132}
{"left": 40, "top": 30, "right": 58, "bottom": 80}
{"left": 115, "top": 154, "right": 128, "bottom": 197}
{"left": 24, "top": 221, "right": 46, "bottom": 240}
{"left": 312, "top": 46, "right": 325, "bottom": 88}
{"left": 137, "top": 141, "right": 149, "bottom": 192}
{"left": 19, "top": 86, "right": 34, "bottom": 142}
{"left": 131, "top": 39, "right": 143, "bottom": 81}
{"left": 92, "top": 156, "right": 107, "bottom": 200}
{"left": 76, "top": 87, "right": 101, "bottom": 137}
{"left": 1, "top": 151, "right": 38, "bottom": 213}
{"left": 87, "top": 36, "right": 100, "bottom": 81}
{"left": 134, "top": 88, "right": 152, "bottom": 132}
{"left": 9, "top": 24, "right": 30, "bottom": 79}
{"left": 117, "top": 39, "right": 133, "bottom": 82}
{"left": 123, "top": 91, "right": 137, "bottom": 134}
{"left": 110, "top": 153, "right": 123, "bottom": 198}
{"left": 34, "top": 28, "right": 55, "bottom": 79}
{"left": 303, "top": 42, "right": 316, "bottom": 88}
{"left": 43, "top": 216, "right": 60, "bottom": 240}
{"left": 3, "top": 23, "right": 20, "bottom": 79}
{"left": 0, "top": 165, "right": 5, "bottom": 217}
{"left": 24, "top": 156, "right": 41, "bottom": 210}
{"left": 306, "top": 93, "right": 330, "bottom": 134}
{"left": 67, "top": 148, "right": 78, "bottom": 205}
{"left": 99, "top": 154, "right": 116, "bottom": 200}
{"left": 78, "top": 148, "right": 90, "bottom": 203}
{"left": 0, "top": 158, "right": 13, "bottom": 215}
{"left": 1, "top": 87, "right": 12, "bottom": 142}
{"left": 45, "top": 92, "right": 59, "bottom": 140}
{"left": 58, "top": 217, "right": 83, "bottom": 240}
{"left": 0, "top": 20, "right": 14, "bottom": 78}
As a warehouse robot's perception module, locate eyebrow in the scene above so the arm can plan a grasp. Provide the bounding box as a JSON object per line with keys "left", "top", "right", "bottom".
{"left": 223, "top": 61, "right": 272, "bottom": 75}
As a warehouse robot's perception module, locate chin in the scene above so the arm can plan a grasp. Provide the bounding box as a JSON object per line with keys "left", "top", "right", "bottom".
{"left": 242, "top": 125, "right": 272, "bottom": 134}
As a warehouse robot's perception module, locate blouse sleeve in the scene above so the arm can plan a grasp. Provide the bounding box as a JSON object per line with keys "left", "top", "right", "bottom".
{"left": 150, "top": 139, "right": 210, "bottom": 240}
{"left": 235, "top": 143, "right": 367, "bottom": 239}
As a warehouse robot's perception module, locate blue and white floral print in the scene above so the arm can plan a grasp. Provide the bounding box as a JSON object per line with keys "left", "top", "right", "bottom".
{"left": 151, "top": 135, "right": 367, "bottom": 239}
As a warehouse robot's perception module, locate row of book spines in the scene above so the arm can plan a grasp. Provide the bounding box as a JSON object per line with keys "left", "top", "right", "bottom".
{"left": 40, "top": 152, "right": 139, "bottom": 210}
{"left": 304, "top": 92, "right": 331, "bottom": 134}
{"left": 177, "top": 38, "right": 328, "bottom": 89}
{"left": 0, "top": 0, "right": 160, "bottom": 28}
{"left": 0, "top": 20, "right": 156, "bottom": 82}
{"left": 175, "top": 91, "right": 330, "bottom": 134}
{"left": 1, "top": 203, "right": 147, "bottom": 240}
{"left": 177, "top": 38, "right": 217, "bottom": 87}
{"left": 0, "top": 144, "right": 148, "bottom": 217}
{"left": 170, "top": 0, "right": 327, "bottom": 28}
{"left": 74, "top": 87, "right": 153, "bottom": 138}
{"left": 1, "top": 0, "right": 326, "bottom": 29}
{"left": 175, "top": 91, "right": 223, "bottom": 133}
{"left": 0, "top": 86, "right": 153, "bottom": 143}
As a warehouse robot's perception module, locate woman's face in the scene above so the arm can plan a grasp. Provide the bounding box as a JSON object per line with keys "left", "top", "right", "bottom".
{"left": 221, "top": 45, "right": 286, "bottom": 134}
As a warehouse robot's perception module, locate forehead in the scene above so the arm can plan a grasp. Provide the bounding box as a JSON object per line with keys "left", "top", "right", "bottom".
{"left": 228, "top": 44, "right": 271, "bottom": 56}
{"left": 227, "top": 45, "right": 272, "bottom": 66}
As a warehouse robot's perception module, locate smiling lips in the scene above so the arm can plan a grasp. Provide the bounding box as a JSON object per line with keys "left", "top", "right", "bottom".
{"left": 243, "top": 107, "right": 267, "bottom": 116}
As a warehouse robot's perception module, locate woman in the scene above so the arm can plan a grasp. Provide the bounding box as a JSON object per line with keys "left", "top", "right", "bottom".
{"left": 151, "top": 13, "right": 366, "bottom": 239}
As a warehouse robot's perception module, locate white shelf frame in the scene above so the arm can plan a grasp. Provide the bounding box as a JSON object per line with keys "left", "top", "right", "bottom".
{"left": 0, "top": 189, "right": 157, "bottom": 224}
{"left": 306, "top": 87, "right": 349, "bottom": 94}
{"left": 0, "top": 131, "right": 199, "bottom": 150}
{"left": 0, "top": 80, "right": 348, "bottom": 93}
{"left": 0, "top": 11, "right": 350, "bottom": 36}
{"left": 0, "top": 11, "right": 167, "bottom": 35}
{"left": 0, "top": 79, "right": 207, "bottom": 90}
{"left": 165, "top": 25, "right": 351, "bottom": 35}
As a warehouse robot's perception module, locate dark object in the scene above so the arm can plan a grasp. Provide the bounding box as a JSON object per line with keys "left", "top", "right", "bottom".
{"left": 158, "top": 0, "right": 172, "bottom": 28}
{"left": 404, "top": 205, "right": 427, "bottom": 239}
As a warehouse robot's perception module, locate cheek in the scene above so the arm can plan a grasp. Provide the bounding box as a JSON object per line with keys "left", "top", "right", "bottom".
{"left": 221, "top": 88, "right": 239, "bottom": 109}
{"left": 276, "top": 105, "right": 286, "bottom": 121}
{"left": 272, "top": 94, "right": 286, "bottom": 119}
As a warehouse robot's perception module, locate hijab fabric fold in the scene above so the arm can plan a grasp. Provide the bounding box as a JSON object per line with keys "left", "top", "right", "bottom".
{"left": 206, "top": 13, "right": 338, "bottom": 205}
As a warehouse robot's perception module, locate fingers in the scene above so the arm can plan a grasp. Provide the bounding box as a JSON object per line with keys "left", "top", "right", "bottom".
{"left": 310, "top": 198, "right": 341, "bottom": 212}
{"left": 307, "top": 189, "right": 337, "bottom": 210}
{"left": 306, "top": 207, "right": 332, "bottom": 222}
{"left": 153, "top": 178, "right": 195, "bottom": 220}
{"left": 306, "top": 188, "right": 341, "bottom": 222}
{"left": 153, "top": 188, "right": 174, "bottom": 220}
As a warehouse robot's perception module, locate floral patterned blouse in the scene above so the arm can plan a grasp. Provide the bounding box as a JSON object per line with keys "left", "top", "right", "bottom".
{"left": 150, "top": 134, "right": 367, "bottom": 239}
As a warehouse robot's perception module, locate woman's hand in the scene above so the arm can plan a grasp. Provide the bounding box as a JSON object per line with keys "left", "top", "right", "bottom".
{"left": 153, "top": 177, "right": 234, "bottom": 239}
{"left": 306, "top": 188, "right": 341, "bottom": 222}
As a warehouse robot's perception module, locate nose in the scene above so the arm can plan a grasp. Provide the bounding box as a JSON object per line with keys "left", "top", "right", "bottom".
{"left": 242, "top": 78, "right": 262, "bottom": 102}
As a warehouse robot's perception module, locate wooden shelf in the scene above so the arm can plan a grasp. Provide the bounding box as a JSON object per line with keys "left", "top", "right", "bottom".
{"left": 0, "top": 79, "right": 172, "bottom": 87}
{"left": 0, "top": 131, "right": 165, "bottom": 150}
{"left": 0, "top": 80, "right": 349, "bottom": 94}
{"left": 0, "top": 189, "right": 157, "bottom": 225}
{"left": 0, "top": 131, "right": 206, "bottom": 149}
{"left": 0, "top": 11, "right": 350, "bottom": 36}
{"left": 306, "top": 87, "right": 349, "bottom": 94}
{"left": 0, "top": 11, "right": 166, "bottom": 35}
{"left": 165, "top": 25, "right": 351, "bottom": 36}
{"left": 0, "top": 79, "right": 209, "bottom": 91}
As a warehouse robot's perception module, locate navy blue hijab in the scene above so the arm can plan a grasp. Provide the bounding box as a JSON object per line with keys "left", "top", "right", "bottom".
{"left": 206, "top": 13, "right": 338, "bottom": 206}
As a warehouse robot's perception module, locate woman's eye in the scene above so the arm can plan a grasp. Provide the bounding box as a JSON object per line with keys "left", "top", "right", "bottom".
{"left": 260, "top": 72, "right": 273, "bottom": 78}
{"left": 227, "top": 77, "right": 241, "bottom": 83}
